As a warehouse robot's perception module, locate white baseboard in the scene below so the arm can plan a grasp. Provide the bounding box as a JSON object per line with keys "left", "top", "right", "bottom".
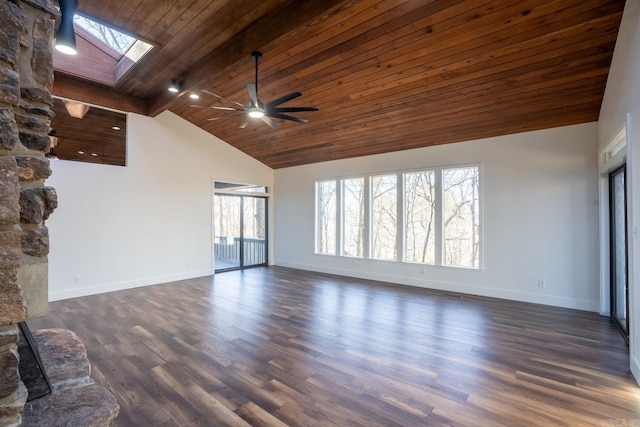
{"left": 48, "top": 269, "right": 215, "bottom": 301}
{"left": 275, "top": 261, "right": 599, "bottom": 312}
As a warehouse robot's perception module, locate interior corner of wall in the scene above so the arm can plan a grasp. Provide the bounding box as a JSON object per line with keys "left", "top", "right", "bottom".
{"left": 631, "top": 354, "right": 640, "bottom": 386}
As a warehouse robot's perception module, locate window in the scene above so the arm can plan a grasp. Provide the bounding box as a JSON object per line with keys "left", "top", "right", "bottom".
{"left": 371, "top": 174, "right": 397, "bottom": 260}
{"left": 314, "top": 164, "right": 481, "bottom": 269}
{"left": 342, "top": 178, "right": 365, "bottom": 257}
{"left": 316, "top": 180, "right": 337, "bottom": 254}
{"left": 74, "top": 15, "right": 137, "bottom": 55}
{"left": 404, "top": 171, "right": 435, "bottom": 263}
{"left": 603, "top": 125, "right": 627, "bottom": 163}
{"left": 443, "top": 167, "right": 480, "bottom": 268}
{"left": 73, "top": 15, "right": 153, "bottom": 60}
{"left": 54, "top": 14, "right": 154, "bottom": 86}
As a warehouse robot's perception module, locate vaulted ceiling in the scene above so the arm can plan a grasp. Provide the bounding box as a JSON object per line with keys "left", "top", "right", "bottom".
{"left": 53, "top": 0, "right": 626, "bottom": 169}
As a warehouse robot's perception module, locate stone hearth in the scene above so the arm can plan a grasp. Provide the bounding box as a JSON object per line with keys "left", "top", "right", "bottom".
{"left": 21, "top": 329, "right": 119, "bottom": 426}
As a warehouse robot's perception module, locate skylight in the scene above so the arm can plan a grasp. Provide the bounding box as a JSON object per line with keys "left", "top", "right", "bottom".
{"left": 74, "top": 15, "right": 136, "bottom": 55}
{"left": 55, "top": 14, "right": 155, "bottom": 85}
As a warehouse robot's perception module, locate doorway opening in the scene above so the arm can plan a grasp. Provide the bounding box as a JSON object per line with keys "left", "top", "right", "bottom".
{"left": 214, "top": 182, "right": 268, "bottom": 272}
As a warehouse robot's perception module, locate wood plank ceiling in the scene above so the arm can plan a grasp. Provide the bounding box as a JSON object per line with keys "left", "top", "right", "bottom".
{"left": 54, "top": 0, "right": 625, "bottom": 169}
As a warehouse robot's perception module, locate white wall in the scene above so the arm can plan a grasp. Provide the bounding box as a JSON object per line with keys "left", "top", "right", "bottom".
{"left": 47, "top": 111, "right": 273, "bottom": 300}
{"left": 274, "top": 123, "right": 600, "bottom": 311}
{"left": 597, "top": 0, "right": 640, "bottom": 380}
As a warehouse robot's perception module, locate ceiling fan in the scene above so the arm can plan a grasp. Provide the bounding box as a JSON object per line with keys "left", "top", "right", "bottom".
{"left": 191, "top": 51, "right": 319, "bottom": 129}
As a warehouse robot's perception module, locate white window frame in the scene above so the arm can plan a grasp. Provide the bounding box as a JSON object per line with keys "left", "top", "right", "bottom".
{"left": 313, "top": 163, "right": 482, "bottom": 270}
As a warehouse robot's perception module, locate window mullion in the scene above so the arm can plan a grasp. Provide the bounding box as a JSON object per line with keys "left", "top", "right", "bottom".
{"left": 336, "top": 179, "right": 342, "bottom": 256}
{"left": 364, "top": 176, "right": 371, "bottom": 259}
{"left": 397, "top": 173, "right": 404, "bottom": 262}
{"left": 435, "top": 169, "right": 443, "bottom": 265}
{"left": 315, "top": 182, "right": 321, "bottom": 253}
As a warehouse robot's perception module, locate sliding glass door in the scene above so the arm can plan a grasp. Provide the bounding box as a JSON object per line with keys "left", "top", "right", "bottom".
{"left": 609, "top": 165, "right": 628, "bottom": 338}
{"left": 242, "top": 196, "right": 267, "bottom": 267}
{"left": 214, "top": 195, "right": 242, "bottom": 270}
{"left": 214, "top": 192, "right": 267, "bottom": 272}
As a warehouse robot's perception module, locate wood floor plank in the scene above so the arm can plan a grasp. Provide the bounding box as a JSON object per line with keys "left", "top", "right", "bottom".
{"left": 27, "top": 266, "right": 640, "bottom": 426}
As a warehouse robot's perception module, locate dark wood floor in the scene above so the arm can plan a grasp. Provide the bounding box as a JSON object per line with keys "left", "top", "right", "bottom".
{"left": 28, "top": 267, "right": 640, "bottom": 426}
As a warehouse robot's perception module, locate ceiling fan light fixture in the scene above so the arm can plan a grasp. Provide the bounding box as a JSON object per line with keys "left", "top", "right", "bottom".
{"left": 55, "top": 0, "right": 78, "bottom": 55}
{"left": 248, "top": 108, "right": 264, "bottom": 118}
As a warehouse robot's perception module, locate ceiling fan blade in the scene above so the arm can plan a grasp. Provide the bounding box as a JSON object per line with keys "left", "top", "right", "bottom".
{"left": 247, "top": 83, "right": 259, "bottom": 107}
{"left": 261, "top": 115, "right": 279, "bottom": 130}
{"left": 266, "top": 112, "right": 308, "bottom": 124}
{"left": 190, "top": 104, "right": 240, "bottom": 111}
{"left": 265, "top": 92, "right": 302, "bottom": 108}
{"left": 239, "top": 117, "right": 251, "bottom": 129}
{"left": 201, "top": 89, "right": 245, "bottom": 107}
{"left": 270, "top": 106, "right": 319, "bottom": 113}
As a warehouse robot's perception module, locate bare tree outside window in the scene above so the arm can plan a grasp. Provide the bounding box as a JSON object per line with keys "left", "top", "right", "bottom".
{"left": 316, "top": 181, "right": 336, "bottom": 254}
{"left": 243, "top": 197, "right": 266, "bottom": 240}
{"left": 443, "top": 167, "right": 480, "bottom": 268}
{"left": 343, "top": 178, "right": 364, "bottom": 257}
{"left": 74, "top": 15, "right": 135, "bottom": 55}
{"left": 371, "top": 174, "right": 397, "bottom": 260}
{"left": 404, "top": 171, "right": 435, "bottom": 263}
{"left": 214, "top": 195, "right": 240, "bottom": 243}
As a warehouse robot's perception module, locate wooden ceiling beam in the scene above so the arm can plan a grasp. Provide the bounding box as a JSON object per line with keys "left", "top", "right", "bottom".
{"left": 146, "top": 0, "right": 363, "bottom": 117}
{"left": 52, "top": 73, "right": 148, "bottom": 115}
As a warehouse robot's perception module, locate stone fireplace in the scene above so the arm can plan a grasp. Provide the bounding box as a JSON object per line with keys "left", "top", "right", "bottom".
{"left": 0, "top": 0, "right": 118, "bottom": 424}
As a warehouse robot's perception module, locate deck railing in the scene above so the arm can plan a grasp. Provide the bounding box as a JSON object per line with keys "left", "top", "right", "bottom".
{"left": 214, "top": 236, "right": 266, "bottom": 266}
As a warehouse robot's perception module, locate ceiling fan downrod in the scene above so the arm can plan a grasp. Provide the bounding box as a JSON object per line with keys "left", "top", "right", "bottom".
{"left": 251, "top": 51, "right": 262, "bottom": 107}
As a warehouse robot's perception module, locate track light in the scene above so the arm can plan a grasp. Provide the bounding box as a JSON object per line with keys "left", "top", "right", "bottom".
{"left": 168, "top": 79, "right": 182, "bottom": 93}
{"left": 55, "top": 0, "right": 78, "bottom": 55}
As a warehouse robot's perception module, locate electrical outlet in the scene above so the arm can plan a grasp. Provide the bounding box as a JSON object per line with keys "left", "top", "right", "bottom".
{"left": 74, "top": 275, "right": 81, "bottom": 283}
{"left": 537, "top": 279, "right": 546, "bottom": 288}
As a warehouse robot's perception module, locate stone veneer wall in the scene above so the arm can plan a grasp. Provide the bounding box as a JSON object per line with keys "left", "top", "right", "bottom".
{"left": 0, "top": 0, "right": 58, "bottom": 425}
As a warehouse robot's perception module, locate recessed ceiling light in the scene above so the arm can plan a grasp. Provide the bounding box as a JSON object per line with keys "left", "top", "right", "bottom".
{"left": 78, "top": 150, "right": 85, "bottom": 155}
{"left": 189, "top": 93, "right": 200, "bottom": 100}
{"left": 91, "top": 153, "right": 98, "bottom": 157}
{"left": 112, "top": 125, "right": 121, "bottom": 131}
